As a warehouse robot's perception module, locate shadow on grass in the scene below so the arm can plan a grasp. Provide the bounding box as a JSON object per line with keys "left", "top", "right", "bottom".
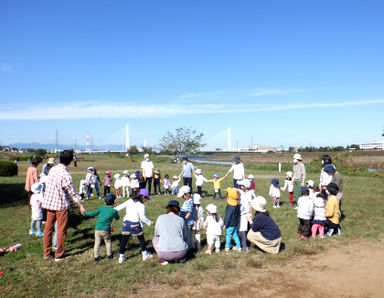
{"left": 0, "top": 183, "right": 28, "bottom": 207}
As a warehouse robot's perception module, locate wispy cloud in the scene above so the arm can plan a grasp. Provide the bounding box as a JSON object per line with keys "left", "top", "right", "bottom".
{"left": 0, "top": 63, "right": 12, "bottom": 72}
{"left": 251, "top": 88, "right": 309, "bottom": 96}
{"left": 1, "top": 99, "right": 384, "bottom": 120}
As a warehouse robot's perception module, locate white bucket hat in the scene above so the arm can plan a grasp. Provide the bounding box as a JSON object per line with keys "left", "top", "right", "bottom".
{"left": 293, "top": 153, "right": 302, "bottom": 160}
{"left": 206, "top": 203, "right": 217, "bottom": 214}
{"left": 144, "top": 153, "right": 150, "bottom": 159}
{"left": 123, "top": 170, "right": 129, "bottom": 175}
{"left": 306, "top": 180, "right": 314, "bottom": 188}
{"left": 177, "top": 185, "right": 191, "bottom": 197}
{"left": 238, "top": 179, "right": 251, "bottom": 189}
{"left": 247, "top": 174, "right": 254, "bottom": 179}
{"left": 195, "top": 169, "right": 202, "bottom": 175}
{"left": 193, "top": 193, "right": 201, "bottom": 204}
{"left": 286, "top": 171, "right": 293, "bottom": 178}
{"left": 114, "top": 173, "right": 121, "bottom": 179}
{"left": 251, "top": 196, "right": 267, "bottom": 212}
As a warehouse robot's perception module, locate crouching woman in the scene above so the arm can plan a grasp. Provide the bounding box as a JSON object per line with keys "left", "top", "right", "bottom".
{"left": 152, "top": 200, "right": 191, "bottom": 265}
{"left": 247, "top": 196, "right": 282, "bottom": 254}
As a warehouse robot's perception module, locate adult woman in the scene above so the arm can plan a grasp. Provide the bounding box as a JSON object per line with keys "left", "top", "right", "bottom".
{"left": 226, "top": 156, "right": 245, "bottom": 188}
{"left": 141, "top": 153, "right": 154, "bottom": 194}
{"left": 25, "top": 157, "right": 40, "bottom": 202}
{"left": 152, "top": 200, "right": 191, "bottom": 265}
{"left": 178, "top": 157, "right": 194, "bottom": 190}
{"left": 247, "top": 196, "right": 282, "bottom": 254}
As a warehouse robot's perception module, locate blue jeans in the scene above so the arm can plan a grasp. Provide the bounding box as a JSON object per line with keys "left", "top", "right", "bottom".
{"left": 212, "top": 189, "right": 222, "bottom": 200}
{"left": 87, "top": 184, "right": 100, "bottom": 198}
{"left": 233, "top": 179, "right": 241, "bottom": 189}
{"left": 172, "top": 186, "right": 179, "bottom": 195}
{"left": 31, "top": 220, "right": 42, "bottom": 233}
{"left": 225, "top": 227, "right": 241, "bottom": 249}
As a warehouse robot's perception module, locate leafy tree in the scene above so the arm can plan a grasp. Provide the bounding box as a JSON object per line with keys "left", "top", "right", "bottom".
{"left": 127, "top": 145, "right": 139, "bottom": 155}
{"left": 159, "top": 127, "right": 206, "bottom": 156}
{"left": 34, "top": 149, "right": 47, "bottom": 158}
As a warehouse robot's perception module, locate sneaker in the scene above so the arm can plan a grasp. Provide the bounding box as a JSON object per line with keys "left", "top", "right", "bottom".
{"left": 159, "top": 258, "right": 168, "bottom": 265}
{"left": 36, "top": 231, "right": 44, "bottom": 237}
{"left": 244, "top": 247, "right": 250, "bottom": 253}
{"left": 300, "top": 235, "right": 308, "bottom": 241}
{"left": 215, "top": 249, "right": 220, "bottom": 254}
{"left": 118, "top": 255, "right": 126, "bottom": 264}
{"left": 277, "top": 205, "right": 280, "bottom": 208}
{"left": 232, "top": 247, "right": 242, "bottom": 252}
{"left": 225, "top": 248, "right": 230, "bottom": 252}
{"left": 29, "top": 230, "right": 37, "bottom": 235}
{"left": 94, "top": 256, "right": 101, "bottom": 262}
{"left": 273, "top": 206, "right": 277, "bottom": 208}
{"left": 108, "top": 254, "right": 114, "bottom": 260}
{"left": 43, "top": 254, "right": 53, "bottom": 260}
{"left": 142, "top": 253, "right": 153, "bottom": 261}
{"left": 296, "top": 232, "right": 302, "bottom": 237}
{"left": 55, "top": 256, "right": 65, "bottom": 262}
{"left": 178, "top": 258, "right": 186, "bottom": 263}
{"left": 205, "top": 249, "right": 212, "bottom": 255}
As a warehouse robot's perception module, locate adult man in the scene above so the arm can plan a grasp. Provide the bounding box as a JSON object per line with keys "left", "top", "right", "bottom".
{"left": 141, "top": 153, "right": 155, "bottom": 194}
{"left": 292, "top": 153, "right": 306, "bottom": 204}
{"left": 42, "top": 150, "right": 86, "bottom": 261}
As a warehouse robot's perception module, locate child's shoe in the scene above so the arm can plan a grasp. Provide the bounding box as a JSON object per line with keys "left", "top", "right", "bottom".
{"left": 205, "top": 249, "right": 212, "bottom": 255}
{"left": 29, "top": 230, "right": 37, "bottom": 235}
{"left": 215, "top": 249, "right": 220, "bottom": 254}
{"left": 225, "top": 247, "right": 230, "bottom": 252}
{"left": 277, "top": 205, "right": 280, "bottom": 208}
{"left": 94, "top": 256, "right": 101, "bottom": 262}
{"left": 296, "top": 232, "right": 302, "bottom": 237}
{"left": 118, "top": 254, "right": 126, "bottom": 264}
{"left": 36, "top": 231, "right": 44, "bottom": 237}
{"left": 159, "top": 258, "right": 168, "bottom": 265}
{"left": 142, "top": 253, "right": 153, "bottom": 262}
{"left": 273, "top": 206, "right": 277, "bottom": 208}
{"left": 108, "top": 254, "right": 114, "bottom": 260}
{"left": 301, "top": 235, "right": 308, "bottom": 240}
{"left": 232, "top": 247, "right": 242, "bottom": 252}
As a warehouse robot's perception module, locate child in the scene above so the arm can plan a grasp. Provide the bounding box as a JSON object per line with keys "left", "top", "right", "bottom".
{"left": 136, "top": 171, "right": 146, "bottom": 189}
{"left": 85, "top": 167, "right": 94, "bottom": 199}
{"left": 311, "top": 193, "right": 326, "bottom": 238}
{"left": 325, "top": 183, "right": 340, "bottom": 236}
{"left": 153, "top": 168, "right": 162, "bottom": 195}
{"left": 224, "top": 188, "right": 241, "bottom": 251}
{"left": 178, "top": 186, "right": 195, "bottom": 232}
{"left": 114, "top": 173, "right": 122, "bottom": 198}
{"left": 192, "top": 194, "right": 204, "bottom": 250}
{"left": 115, "top": 189, "right": 154, "bottom": 263}
{"left": 194, "top": 168, "right": 208, "bottom": 197}
{"left": 269, "top": 179, "right": 281, "bottom": 208}
{"left": 204, "top": 203, "right": 224, "bottom": 254}
{"left": 30, "top": 182, "right": 44, "bottom": 236}
{"left": 103, "top": 171, "right": 113, "bottom": 197}
{"left": 306, "top": 180, "right": 315, "bottom": 195}
{"left": 86, "top": 168, "right": 101, "bottom": 200}
{"left": 297, "top": 187, "right": 314, "bottom": 240}
{"left": 248, "top": 174, "right": 256, "bottom": 190}
{"left": 281, "top": 171, "right": 294, "bottom": 206}
{"left": 79, "top": 179, "right": 87, "bottom": 200}
{"left": 171, "top": 175, "right": 180, "bottom": 195}
{"left": 82, "top": 194, "right": 120, "bottom": 262}
{"left": 207, "top": 173, "right": 228, "bottom": 200}
{"left": 121, "top": 170, "right": 131, "bottom": 198}
{"left": 238, "top": 179, "right": 255, "bottom": 251}
{"left": 162, "top": 174, "right": 171, "bottom": 196}
{"left": 130, "top": 173, "right": 140, "bottom": 196}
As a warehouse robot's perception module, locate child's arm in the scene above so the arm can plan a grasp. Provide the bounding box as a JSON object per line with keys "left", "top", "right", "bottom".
{"left": 83, "top": 208, "right": 101, "bottom": 217}
{"left": 114, "top": 200, "right": 130, "bottom": 211}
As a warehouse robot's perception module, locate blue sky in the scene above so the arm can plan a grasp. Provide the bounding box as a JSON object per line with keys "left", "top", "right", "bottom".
{"left": 0, "top": 0, "right": 383, "bottom": 150}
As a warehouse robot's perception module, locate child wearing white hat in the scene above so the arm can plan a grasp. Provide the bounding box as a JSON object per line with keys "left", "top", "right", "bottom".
{"left": 121, "top": 170, "right": 131, "bottom": 198}
{"left": 192, "top": 194, "right": 204, "bottom": 250}
{"left": 203, "top": 203, "right": 224, "bottom": 254}
{"left": 114, "top": 174, "right": 122, "bottom": 198}
{"left": 281, "top": 171, "right": 294, "bottom": 206}
{"left": 30, "top": 183, "right": 44, "bottom": 236}
{"left": 194, "top": 168, "right": 208, "bottom": 197}
{"left": 171, "top": 176, "right": 180, "bottom": 195}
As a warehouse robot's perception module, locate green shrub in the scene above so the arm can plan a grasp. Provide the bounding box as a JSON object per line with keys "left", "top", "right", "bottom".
{"left": 0, "top": 161, "right": 18, "bottom": 176}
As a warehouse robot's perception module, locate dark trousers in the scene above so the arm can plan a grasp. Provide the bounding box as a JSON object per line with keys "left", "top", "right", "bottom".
{"left": 238, "top": 231, "right": 248, "bottom": 249}
{"left": 197, "top": 186, "right": 202, "bottom": 196}
{"left": 183, "top": 177, "right": 192, "bottom": 190}
{"left": 212, "top": 189, "right": 222, "bottom": 200}
{"left": 104, "top": 186, "right": 111, "bottom": 197}
{"left": 119, "top": 234, "right": 147, "bottom": 254}
{"left": 145, "top": 177, "right": 152, "bottom": 194}
{"left": 233, "top": 179, "right": 241, "bottom": 189}
{"left": 298, "top": 218, "right": 311, "bottom": 237}
{"left": 153, "top": 178, "right": 161, "bottom": 194}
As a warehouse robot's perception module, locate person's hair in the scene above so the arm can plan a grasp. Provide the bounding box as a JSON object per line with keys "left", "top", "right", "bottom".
{"left": 105, "top": 199, "right": 114, "bottom": 206}
{"left": 166, "top": 206, "right": 180, "bottom": 214}
{"left": 31, "top": 158, "right": 40, "bottom": 166}
{"left": 322, "top": 155, "right": 332, "bottom": 165}
{"left": 60, "top": 150, "right": 73, "bottom": 166}
{"left": 255, "top": 210, "right": 270, "bottom": 216}
{"left": 302, "top": 189, "right": 310, "bottom": 196}
{"left": 314, "top": 186, "right": 320, "bottom": 192}
{"left": 165, "top": 174, "right": 169, "bottom": 179}
{"left": 316, "top": 192, "right": 325, "bottom": 199}
{"left": 287, "top": 176, "right": 292, "bottom": 181}
{"left": 132, "top": 193, "right": 145, "bottom": 203}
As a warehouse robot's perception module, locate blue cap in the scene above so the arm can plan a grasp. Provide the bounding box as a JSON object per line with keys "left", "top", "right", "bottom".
{"left": 301, "top": 186, "right": 309, "bottom": 193}
{"left": 324, "top": 164, "right": 336, "bottom": 173}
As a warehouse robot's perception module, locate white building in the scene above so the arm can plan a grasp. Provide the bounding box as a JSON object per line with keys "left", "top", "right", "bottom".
{"left": 359, "top": 140, "right": 384, "bottom": 150}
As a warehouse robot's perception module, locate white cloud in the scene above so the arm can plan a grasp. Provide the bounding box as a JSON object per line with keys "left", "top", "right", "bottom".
{"left": 1, "top": 99, "right": 384, "bottom": 120}
{"left": 0, "top": 63, "right": 12, "bottom": 72}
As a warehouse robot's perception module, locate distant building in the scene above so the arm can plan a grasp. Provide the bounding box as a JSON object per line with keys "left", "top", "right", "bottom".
{"left": 359, "top": 141, "right": 384, "bottom": 150}
{"left": 247, "top": 145, "right": 279, "bottom": 153}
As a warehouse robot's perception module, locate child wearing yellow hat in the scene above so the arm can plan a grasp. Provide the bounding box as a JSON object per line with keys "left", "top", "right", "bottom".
{"left": 223, "top": 188, "right": 241, "bottom": 251}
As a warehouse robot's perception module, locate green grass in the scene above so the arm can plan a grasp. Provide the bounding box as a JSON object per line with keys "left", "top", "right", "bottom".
{"left": 1, "top": 156, "right": 384, "bottom": 296}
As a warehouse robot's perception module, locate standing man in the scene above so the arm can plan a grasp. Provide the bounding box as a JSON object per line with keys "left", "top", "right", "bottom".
{"left": 292, "top": 153, "right": 306, "bottom": 205}
{"left": 226, "top": 156, "right": 245, "bottom": 189}
{"left": 42, "top": 150, "right": 86, "bottom": 261}
{"left": 141, "top": 153, "right": 154, "bottom": 194}
{"left": 178, "top": 157, "right": 194, "bottom": 190}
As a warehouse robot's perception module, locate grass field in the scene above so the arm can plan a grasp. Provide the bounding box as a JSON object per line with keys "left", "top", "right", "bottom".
{"left": 1, "top": 155, "right": 384, "bottom": 296}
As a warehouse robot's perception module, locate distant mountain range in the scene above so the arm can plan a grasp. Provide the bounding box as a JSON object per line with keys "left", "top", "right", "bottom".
{"left": 7, "top": 142, "right": 126, "bottom": 152}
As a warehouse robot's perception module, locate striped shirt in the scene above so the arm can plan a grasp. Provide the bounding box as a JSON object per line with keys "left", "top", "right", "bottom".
{"left": 42, "top": 164, "right": 81, "bottom": 211}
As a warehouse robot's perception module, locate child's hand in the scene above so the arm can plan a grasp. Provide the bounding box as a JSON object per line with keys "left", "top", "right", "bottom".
{"left": 150, "top": 221, "right": 155, "bottom": 226}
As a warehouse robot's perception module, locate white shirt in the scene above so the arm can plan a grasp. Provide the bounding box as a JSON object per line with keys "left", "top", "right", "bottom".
{"left": 320, "top": 169, "right": 332, "bottom": 187}
{"left": 121, "top": 176, "right": 131, "bottom": 187}
{"left": 195, "top": 174, "right": 208, "bottom": 187}
{"left": 297, "top": 195, "right": 314, "bottom": 220}
{"left": 281, "top": 179, "right": 294, "bottom": 192}
{"left": 130, "top": 178, "right": 139, "bottom": 189}
{"left": 204, "top": 215, "right": 224, "bottom": 236}
{"left": 115, "top": 199, "right": 151, "bottom": 226}
{"left": 269, "top": 184, "right": 281, "bottom": 198}
{"left": 239, "top": 189, "right": 255, "bottom": 215}
{"left": 228, "top": 163, "right": 245, "bottom": 180}
{"left": 141, "top": 160, "right": 154, "bottom": 178}
{"left": 171, "top": 179, "right": 180, "bottom": 188}
{"left": 114, "top": 178, "right": 122, "bottom": 189}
